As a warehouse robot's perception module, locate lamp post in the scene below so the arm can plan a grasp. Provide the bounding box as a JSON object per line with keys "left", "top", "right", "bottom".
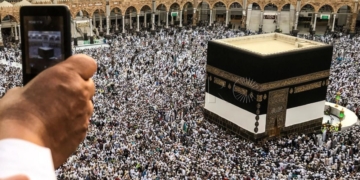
{"left": 335, "top": 91, "right": 341, "bottom": 107}
{"left": 339, "top": 108, "right": 345, "bottom": 131}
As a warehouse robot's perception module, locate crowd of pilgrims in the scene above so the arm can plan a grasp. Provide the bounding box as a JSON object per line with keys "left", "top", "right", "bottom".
{"left": 1, "top": 26, "right": 360, "bottom": 179}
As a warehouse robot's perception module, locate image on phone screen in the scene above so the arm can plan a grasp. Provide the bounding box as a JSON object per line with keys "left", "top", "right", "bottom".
{"left": 23, "top": 16, "right": 64, "bottom": 74}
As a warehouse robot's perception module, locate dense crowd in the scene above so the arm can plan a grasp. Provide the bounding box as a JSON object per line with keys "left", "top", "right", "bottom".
{"left": 1, "top": 26, "right": 360, "bottom": 179}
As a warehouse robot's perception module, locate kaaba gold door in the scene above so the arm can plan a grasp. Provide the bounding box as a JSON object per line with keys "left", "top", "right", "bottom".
{"left": 266, "top": 88, "right": 289, "bottom": 137}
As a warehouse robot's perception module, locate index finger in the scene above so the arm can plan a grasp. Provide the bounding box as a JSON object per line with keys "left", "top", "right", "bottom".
{"left": 61, "top": 54, "right": 97, "bottom": 80}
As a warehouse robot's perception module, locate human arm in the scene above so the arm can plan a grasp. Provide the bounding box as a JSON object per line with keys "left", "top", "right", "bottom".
{"left": 0, "top": 54, "right": 97, "bottom": 178}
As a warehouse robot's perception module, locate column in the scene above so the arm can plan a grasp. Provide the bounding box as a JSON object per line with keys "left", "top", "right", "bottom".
{"left": 209, "top": 9, "right": 212, "bottom": 26}
{"left": 151, "top": 12, "right": 155, "bottom": 30}
{"left": 14, "top": 24, "right": 18, "bottom": 41}
{"left": 350, "top": 13, "right": 357, "bottom": 34}
{"left": 184, "top": 10, "right": 188, "bottom": 24}
{"left": 106, "top": 0, "right": 110, "bottom": 34}
{"left": 241, "top": 6, "right": 247, "bottom": 30}
{"left": 310, "top": 13, "right": 314, "bottom": 27}
{"left": 213, "top": 9, "right": 216, "bottom": 23}
{"left": 345, "top": 14, "right": 352, "bottom": 30}
{"left": 115, "top": 14, "right": 118, "bottom": 31}
{"left": 293, "top": 0, "right": 300, "bottom": 29}
{"left": 72, "top": 20, "right": 76, "bottom": 38}
{"left": 242, "top": 0, "right": 247, "bottom": 29}
{"left": 129, "top": 11, "right": 132, "bottom": 29}
{"left": 332, "top": 13, "right": 336, "bottom": 32}
{"left": 0, "top": 24, "right": 3, "bottom": 45}
{"left": 89, "top": 18, "right": 93, "bottom": 36}
{"left": 192, "top": 8, "right": 197, "bottom": 26}
{"left": 158, "top": 11, "right": 161, "bottom": 26}
{"left": 277, "top": 11, "right": 281, "bottom": 30}
{"left": 350, "top": 1, "right": 358, "bottom": 34}
{"left": 313, "top": 13, "right": 318, "bottom": 31}
{"left": 246, "top": 7, "right": 252, "bottom": 29}
{"left": 294, "top": 11, "right": 299, "bottom": 30}
{"left": 166, "top": 11, "right": 169, "bottom": 28}
{"left": 106, "top": 16, "right": 110, "bottom": 35}
{"left": 99, "top": 14, "right": 103, "bottom": 32}
{"left": 225, "top": 10, "right": 229, "bottom": 26}
{"left": 144, "top": 12, "right": 147, "bottom": 28}
{"left": 294, "top": 0, "right": 301, "bottom": 31}
{"left": 122, "top": 15, "right": 125, "bottom": 33}
{"left": 198, "top": 6, "right": 202, "bottom": 22}
{"left": 152, "top": 0, "right": 156, "bottom": 29}
{"left": 259, "top": 11, "right": 264, "bottom": 32}
{"left": 18, "top": 25, "right": 21, "bottom": 42}
{"left": 136, "top": 14, "right": 140, "bottom": 31}
{"left": 179, "top": 10, "right": 183, "bottom": 27}
{"left": 93, "top": 15, "right": 96, "bottom": 29}
{"left": 11, "top": 25, "right": 14, "bottom": 37}
{"left": 171, "top": 12, "right": 174, "bottom": 25}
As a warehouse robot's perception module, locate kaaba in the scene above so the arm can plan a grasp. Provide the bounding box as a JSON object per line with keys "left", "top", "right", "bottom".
{"left": 204, "top": 33, "right": 333, "bottom": 141}
{"left": 38, "top": 47, "right": 54, "bottom": 59}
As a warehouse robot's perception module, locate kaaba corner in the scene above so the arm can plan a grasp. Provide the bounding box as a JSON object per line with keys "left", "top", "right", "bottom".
{"left": 203, "top": 33, "right": 333, "bottom": 141}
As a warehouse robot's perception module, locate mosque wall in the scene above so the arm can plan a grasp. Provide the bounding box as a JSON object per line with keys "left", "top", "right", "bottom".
{"left": 262, "top": 17, "right": 276, "bottom": 33}
{"left": 0, "top": 0, "right": 358, "bottom": 30}
{"left": 279, "top": 11, "right": 291, "bottom": 34}
{"left": 204, "top": 93, "right": 267, "bottom": 133}
{"left": 248, "top": 10, "right": 261, "bottom": 31}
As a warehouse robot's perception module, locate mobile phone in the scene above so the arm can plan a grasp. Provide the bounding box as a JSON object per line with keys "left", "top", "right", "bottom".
{"left": 20, "top": 5, "right": 72, "bottom": 85}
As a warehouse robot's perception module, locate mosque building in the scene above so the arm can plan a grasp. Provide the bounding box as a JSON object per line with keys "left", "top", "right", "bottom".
{"left": 0, "top": 0, "right": 359, "bottom": 46}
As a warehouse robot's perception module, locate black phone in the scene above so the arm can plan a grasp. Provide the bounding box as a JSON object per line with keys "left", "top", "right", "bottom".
{"left": 20, "top": 5, "right": 72, "bottom": 85}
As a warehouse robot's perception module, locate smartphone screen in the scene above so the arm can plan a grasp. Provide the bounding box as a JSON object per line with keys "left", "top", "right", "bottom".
{"left": 21, "top": 5, "right": 71, "bottom": 85}
{"left": 23, "top": 16, "right": 65, "bottom": 74}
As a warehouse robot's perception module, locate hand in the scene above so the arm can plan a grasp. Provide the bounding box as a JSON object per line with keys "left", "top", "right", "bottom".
{"left": 0, "top": 54, "right": 97, "bottom": 168}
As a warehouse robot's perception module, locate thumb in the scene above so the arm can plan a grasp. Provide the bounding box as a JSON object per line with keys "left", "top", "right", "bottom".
{"left": 0, "top": 175, "right": 29, "bottom": 180}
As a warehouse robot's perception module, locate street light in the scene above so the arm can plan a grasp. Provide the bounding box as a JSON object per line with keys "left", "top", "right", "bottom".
{"left": 335, "top": 91, "right": 341, "bottom": 107}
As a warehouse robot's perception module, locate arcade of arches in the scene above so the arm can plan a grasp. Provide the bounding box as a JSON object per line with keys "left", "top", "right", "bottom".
{"left": 0, "top": 0, "right": 360, "bottom": 43}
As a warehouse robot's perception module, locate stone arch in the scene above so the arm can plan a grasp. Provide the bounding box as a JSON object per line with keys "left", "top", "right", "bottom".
{"left": 72, "top": 9, "right": 91, "bottom": 19}
{"left": 140, "top": 5, "right": 151, "bottom": 12}
{"left": 279, "top": 3, "right": 293, "bottom": 11}
{"left": 316, "top": 4, "right": 335, "bottom": 13}
{"left": 1, "top": 14, "right": 17, "bottom": 23}
{"left": 196, "top": 0, "right": 210, "bottom": 9}
{"left": 156, "top": 3, "right": 167, "bottom": 11}
{"left": 228, "top": 1, "right": 243, "bottom": 10}
{"left": 109, "top": 7, "right": 122, "bottom": 28}
{"left": 300, "top": 3, "right": 316, "bottom": 12}
{"left": 263, "top": 3, "right": 278, "bottom": 11}
{"left": 110, "top": 6, "right": 123, "bottom": 15}
{"left": 212, "top": 1, "right": 227, "bottom": 10}
{"left": 197, "top": 1, "right": 211, "bottom": 9}
{"left": 125, "top": 6, "right": 137, "bottom": 15}
{"left": 169, "top": 3, "right": 181, "bottom": 10}
{"left": 251, "top": 2, "right": 262, "bottom": 11}
{"left": 182, "top": 1, "right": 193, "bottom": 11}
{"left": 138, "top": 4, "right": 152, "bottom": 14}
{"left": 335, "top": 4, "right": 352, "bottom": 14}
{"left": 91, "top": 8, "right": 106, "bottom": 18}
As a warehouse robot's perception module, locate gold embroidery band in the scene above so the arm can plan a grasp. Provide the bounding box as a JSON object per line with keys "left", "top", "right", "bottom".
{"left": 214, "top": 77, "right": 226, "bottom": 87}
{"left": 206, "top": 65, "right": 329, "bottom": 92}
{"left": 294, "top": 81, "right": 322, "bottom": 94}
{"left": 234, "top": 86, "right": 248, "bottom": 95}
